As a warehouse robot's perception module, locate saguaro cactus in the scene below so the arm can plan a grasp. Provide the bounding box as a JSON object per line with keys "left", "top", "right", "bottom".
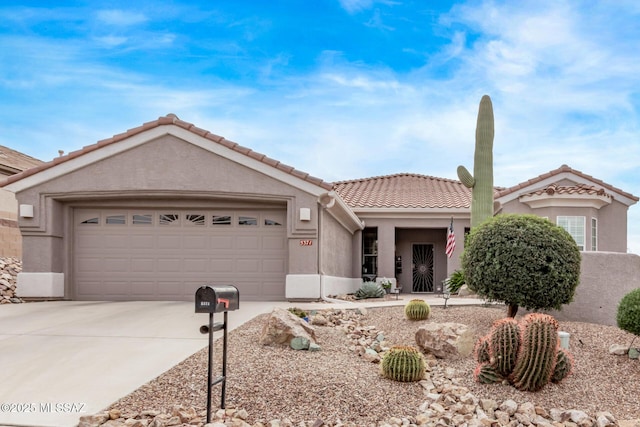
{"left": 457, "top": 95, "right": 494, "bottom": 228}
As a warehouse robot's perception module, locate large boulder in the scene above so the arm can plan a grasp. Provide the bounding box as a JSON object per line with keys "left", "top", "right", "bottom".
{"left": 415, "top": 322, "right": 474, "bottom": 359}
{"left": 259, "top": 308, "right": 317, "bottom": 346}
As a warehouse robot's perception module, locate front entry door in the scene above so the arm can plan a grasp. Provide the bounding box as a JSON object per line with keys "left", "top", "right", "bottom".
{"left": 412, "top": 244, "right": 434, "bottom": 292}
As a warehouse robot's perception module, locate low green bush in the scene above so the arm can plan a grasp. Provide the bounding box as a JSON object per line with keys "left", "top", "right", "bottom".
{"left": 445, "top": 269, "right": 465, "bottom": 294}
{"left": 354, "top": 281, "right": 385, "bottom": 299}
{"left": 617, "top": 288, "right": 640, "bottom": 337}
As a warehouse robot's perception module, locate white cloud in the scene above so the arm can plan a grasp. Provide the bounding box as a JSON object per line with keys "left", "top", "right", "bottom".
{"left": 96, "top": 9, "right": 148, "bottom": 26}
{"left": 338, "top": 0, "right": 374, "bottom": 14}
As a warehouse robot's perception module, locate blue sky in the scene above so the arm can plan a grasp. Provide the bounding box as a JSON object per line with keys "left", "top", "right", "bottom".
{"left": 1, "top": 0, "right": 639, "bottom": 252}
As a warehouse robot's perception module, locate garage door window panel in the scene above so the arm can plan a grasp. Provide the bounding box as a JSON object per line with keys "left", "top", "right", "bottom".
{"left": 106, "top": 215, "right": 126, "bottom": 225}
{"left": 186, "top": 214, "right": 205, "bottom": 226}
{"left": 160, "top": 214, "right": 180, "bottom": 225}
{"left": 212, "top": 214, "right": 232, "bottom": 225}
{"left": 239, "top": 216, "right": 257, "bottom": 226}
{"left": 132, "top": 214, "right": 153, "bottom": 225}
{"left": 264, "top": 212, "right": 284, "bottom": 226}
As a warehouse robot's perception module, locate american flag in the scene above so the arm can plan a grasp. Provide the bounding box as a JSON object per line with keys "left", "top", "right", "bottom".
{"left": 446, "top": 218, "right": 456, "bottom": 258}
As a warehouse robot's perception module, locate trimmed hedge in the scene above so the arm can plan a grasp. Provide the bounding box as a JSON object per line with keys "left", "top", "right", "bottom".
{"left": 462, "top": 214, "right": 581, "bottom": 312}
{"left": 617, "top": 288, "right": 640, "bottom": 337}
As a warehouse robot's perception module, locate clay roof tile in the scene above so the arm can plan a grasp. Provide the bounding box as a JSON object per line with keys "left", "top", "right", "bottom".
{"left": 0, "top": 114, "right": 334, "bottom": 191}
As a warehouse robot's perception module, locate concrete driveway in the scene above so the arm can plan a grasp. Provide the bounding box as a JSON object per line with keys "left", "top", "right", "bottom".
{"left": 0, "top": 300, "right": 293, "bottom": 427}
{"left": 0, "top": 296, "right": 481, "bottom": 427}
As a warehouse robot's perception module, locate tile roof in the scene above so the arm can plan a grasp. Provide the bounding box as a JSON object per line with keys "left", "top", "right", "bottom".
{"left": 333, "top": 173, "right": 471, "bottom": 209}
{"left": 0, "top": 145, "right": 43, "bottom": 175}
{"left": 497, "top": 164, "right": 639, "bottom": 202}
{"left": 522, "top": 183, "right": 612, "bottom": 199}
{"left": 0, "top": 114, "right": 333, "bottom": 191}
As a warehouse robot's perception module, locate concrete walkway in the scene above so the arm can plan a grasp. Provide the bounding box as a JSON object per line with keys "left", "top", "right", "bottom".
{"left": 0, "top": 296, "right": 486, "bottom": 427}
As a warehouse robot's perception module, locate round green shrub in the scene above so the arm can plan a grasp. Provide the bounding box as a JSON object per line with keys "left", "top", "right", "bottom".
{"left": 616, "top": 288, "right": 640, "bottom": 336}
{"left": 462, "top": 214, "right": 581, "bottom": 313}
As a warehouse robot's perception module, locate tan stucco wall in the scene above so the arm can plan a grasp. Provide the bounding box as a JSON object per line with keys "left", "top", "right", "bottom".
{"left": 15, "top": 135, "right": 325, "bottom": 285}
{"left": 319, "top": 209, "right": 355, "bottom": 277}
{"left": 501, "top": 195, "right": 630, "bottom": 252}
{"left": 546, "top": 252, "right": 640, "bottom": 326}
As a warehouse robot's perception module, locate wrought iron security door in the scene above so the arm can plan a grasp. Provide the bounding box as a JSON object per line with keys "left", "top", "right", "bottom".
{"left": 412, "top": 244, "right": 434, "bottom": 292}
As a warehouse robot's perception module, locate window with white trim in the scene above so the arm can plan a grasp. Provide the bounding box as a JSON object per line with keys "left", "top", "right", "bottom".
{"left": 591, "top": 218, "right": 598, "bottom": 251}
{"left": 557, "top": 216, "right": 585, "bottom": 250}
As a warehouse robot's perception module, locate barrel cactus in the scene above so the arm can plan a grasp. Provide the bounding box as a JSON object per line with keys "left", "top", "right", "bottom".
{"left": 510, "top": 314, "right": 560, "bottom": 392}
{"left": 354, "top": 281, "right": 385, "bottom": 299}
{"left": 474, "top": 313, "right": 573, "bottom": 392}
{"left": 551, "top": 348, "right": 574, "bottom": 383}
{"left": 380, "top": 346, "right": 426, "bottom": 382}
{"left": 474, "top": 336, "right": 491, "bottom": 364}
{"left": 488, "top": 318, "right": 520, "bottom": 377}
{"left": 474, "top": 363, "right": 503, "bottom": 384}
{"left": 404, "top": 299, "right": 431, "bottom": 320}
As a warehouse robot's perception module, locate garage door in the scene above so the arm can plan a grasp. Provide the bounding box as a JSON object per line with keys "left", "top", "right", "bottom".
{"left": 74, "top": 208, "right": 287, "bottom": 301}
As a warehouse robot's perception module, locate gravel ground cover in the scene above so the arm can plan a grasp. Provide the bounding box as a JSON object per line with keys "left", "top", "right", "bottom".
{"left": 108, "top": 304, "right": 640, "bottom": 424}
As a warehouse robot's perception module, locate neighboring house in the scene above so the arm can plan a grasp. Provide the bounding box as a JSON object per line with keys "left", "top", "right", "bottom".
{"left": 1, "top": 115, "right": 637, "bottom": 301}
{"left": 0, "top": 145, "right": 43, "bottom": 257}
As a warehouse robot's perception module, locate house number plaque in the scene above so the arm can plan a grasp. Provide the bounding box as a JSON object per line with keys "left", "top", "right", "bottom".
{"left": 299, "top": 240, "right": 313, "bottom": 246}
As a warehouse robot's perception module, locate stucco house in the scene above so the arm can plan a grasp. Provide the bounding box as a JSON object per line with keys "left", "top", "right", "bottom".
{"left": 1, "top": 115, "right": 637, "bottom": 301}
{"left": 0, "top": 145, "right": 43, "bottom": 257}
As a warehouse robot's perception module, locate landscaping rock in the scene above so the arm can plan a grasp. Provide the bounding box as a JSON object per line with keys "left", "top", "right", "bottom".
{"left": 290, "top": 336, "right": 311, "bottom": 350}
{"left": 457, "top": 284, "right": 475, "bottom": 297}
{"left": 609, "top": 344, "right": 629, "bottom": 355}
{"left": 415, "top": 322, "right": 474, "bottom": 359}
{"left": 259, "top": 308, "right": 317, "bottom": 347}
{"left": 0, "top": 257, "right": 22, "bottom": 303}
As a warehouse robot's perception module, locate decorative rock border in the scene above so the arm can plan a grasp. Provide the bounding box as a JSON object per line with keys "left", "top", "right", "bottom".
{"left": 78, "top": 308, "right": 634, "bottom": 427}
{"left": 0, "top": 257, "right": 22, "bottom": 304}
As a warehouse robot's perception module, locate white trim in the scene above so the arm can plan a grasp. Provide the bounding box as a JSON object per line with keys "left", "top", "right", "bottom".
{"left": 285, "top": 274, "right": 321, "bottom": 299}
{"left": 16, "top": 272, "right": 65, "bottom": 298}
{"left": 5, "top": 125, "right": 329, "bottom": 196}
{"left": 351, "top": 207, "right": 469, "bottom": 214}
{"left": 497, "top": 172, "right": 637, "bottom": 207}
{"left": 520, "top": 193, "right": 611, "bottom": 209}
{"left": 557, "top": 216, "right": 586, "bottom": 251}
{"left": 321, "top": 275, "right": 361, "bottom": 297}
{"left": 319, "top": 191, "right": 364, "bottom": 233}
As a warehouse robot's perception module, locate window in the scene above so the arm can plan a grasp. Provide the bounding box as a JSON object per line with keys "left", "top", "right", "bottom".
{"left": 557, "top": 216, "right": 585, "bottom": 250}
{"left": 212, "top": 215, "right": 231, "bottom": 225}
{"left": 264, "top": 218, "right": 282, "bottom": 226}
{"left": 591, "top": 218, "right": 598, "bottom": 251}
{"left": 239, "top": 216, "right": 257, "bottom": 226}
{"left": 80, "top": 217, "right": 99, "bottom": 225}
{"left": 132, "top": 214, "right": 152, "bottom": 225}
{"left": 362, "top": 227, "right": 378, "bottom": 278}
{"left": 186, "top": 214, "right": 205, "bottom": 226}
{"left": 159, "top": 214, "right": 179, "bottom": 225}
{"left": 106, "top": 215, "right": 126, "bottom": 225}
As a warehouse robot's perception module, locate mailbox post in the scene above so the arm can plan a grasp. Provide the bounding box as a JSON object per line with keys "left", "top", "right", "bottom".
{"left": 195, "top": 285, "right": 239, "bottom": 424}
